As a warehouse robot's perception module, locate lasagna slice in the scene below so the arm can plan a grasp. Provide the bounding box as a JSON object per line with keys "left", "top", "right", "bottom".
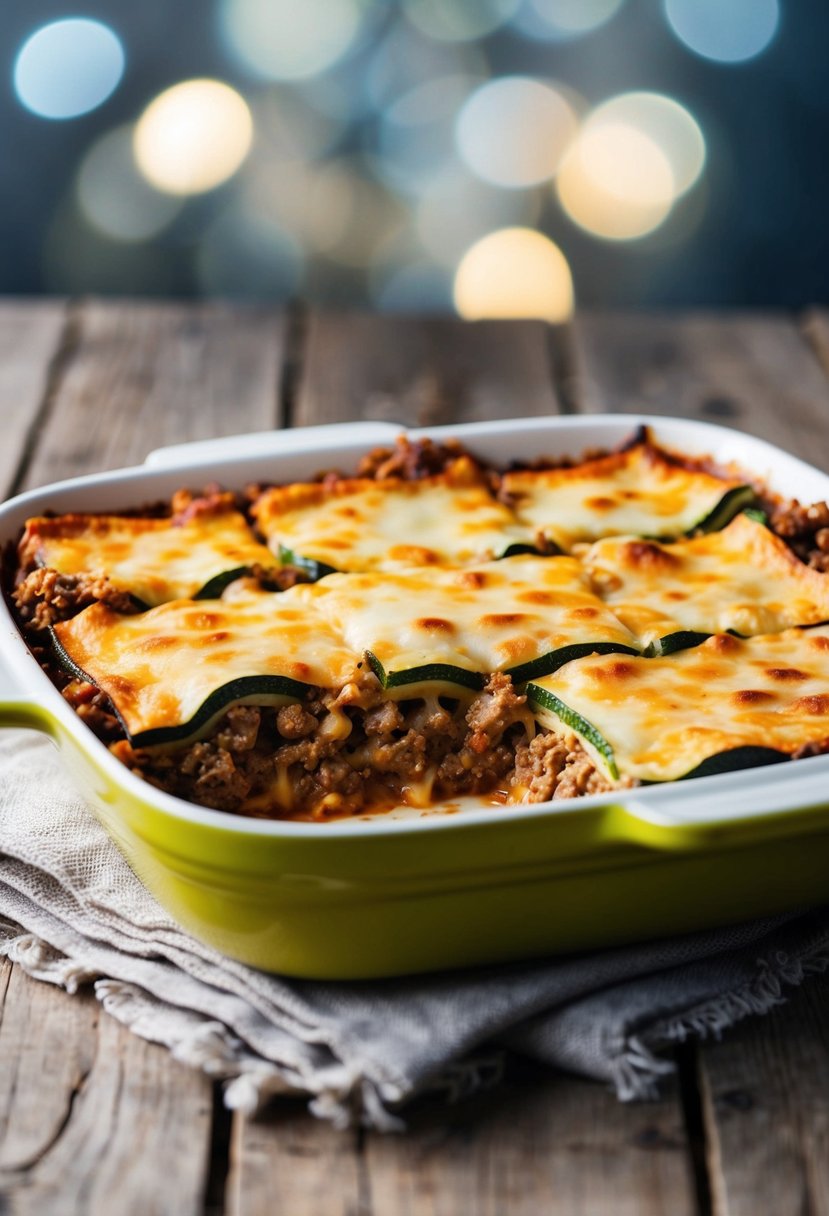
{"left": 296, "top": 554, "right": 640, "bottom": 694}
{"left": 251, "top": 455, "right": 534, "bottom": 576}
{"left": 580, "top": 512, "right": 829, "bottom": 652}
{"left": 502, "top": 439, "right": 754, "bottom": 553}
{"left": 18, "top": 495, "right": 279, "bottom": 609}
{"left": 51, "top": 587, "right": 357, "bottom": 748}
{"left": 526, "top": 626, "right": 829, "bottom": 784}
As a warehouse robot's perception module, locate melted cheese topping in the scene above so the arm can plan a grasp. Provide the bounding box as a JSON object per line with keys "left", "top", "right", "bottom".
{"left": 295, "top": 554, "right": 638, "bottom": 688}
{"left": 52, "top": 589, "right": 357, "bottom": 741}
{"left": 252, "top": 456, "right": 532, "bottom": 572}
{"left": 528, "top": 627, "right": 829, "bottom": 782}
{"left": 502, "top": 444, "right": 746, "bottom": 552}
{"left": 21, "top": 502, "right": 276, "bottom": 606}
{"left": 580, "top": 514, "right": 829, "bottom": 647}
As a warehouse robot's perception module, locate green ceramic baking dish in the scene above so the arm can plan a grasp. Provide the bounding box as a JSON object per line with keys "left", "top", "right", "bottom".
{"left": 2, "top": 415, "right": 829, "bottom": 979}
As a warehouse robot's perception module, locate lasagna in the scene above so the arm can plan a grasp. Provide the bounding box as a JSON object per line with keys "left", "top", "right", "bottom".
{"left": 9, "top": 429, "right": 829, "bottom": 821}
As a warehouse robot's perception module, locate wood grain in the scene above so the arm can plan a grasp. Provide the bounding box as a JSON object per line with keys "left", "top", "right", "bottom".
{"left": 227, "top": 1105, "right": 366, "bottom": 1216}
{"left": 0, "top": 298, "right": 68, "bottom": 498}
{"left": 699, "top": 973, "right": 829, "bottom": 1216}
{"left": 0, "top": 970, "right": 213, "bottom": 1216}
{"left": 19, "top": 299, "right": 287, "bottom": 491}
{"left": 574, "top": 307, "right": 829, "bottom": 1216}
{"left": 294, "top": 313, "right": 561, "bottom": 428}
{"left": 802, "top": 308, "right": 829, "bottom": 382}
{"left": 363, "top": 1065, "right": 695, "bottom": 1216}
{"left": 0, "top": 297, "right": 289, "bottom": 1216}
{"left": 572, "top": 311, "right": 829, "bottom": 467}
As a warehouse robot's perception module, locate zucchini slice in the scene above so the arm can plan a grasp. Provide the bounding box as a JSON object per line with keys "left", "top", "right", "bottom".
{"left": 252, "top": 456, "right": 535, "bottom": 575}
{"left": 294, "top": 555, "right": 640, "bottom": 696}
{"left": 526, "top": 623, "right": 829, "bottom": 784}
{"left": 19, "top": 501, "right": 279, "bottom": 607}
{"left": 501, "top": 441, "right": 755, "bottom": 552}
{"left": 581, "top": 513, "right": 829, "bottom": 651}
{"left": 51, "top": 589, "right": 358, "bottom": 748}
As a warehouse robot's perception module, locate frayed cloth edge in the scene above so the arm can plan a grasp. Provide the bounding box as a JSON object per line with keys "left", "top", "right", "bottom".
{"left": 608, "top": 944, "right": 829, "bottom": 1102}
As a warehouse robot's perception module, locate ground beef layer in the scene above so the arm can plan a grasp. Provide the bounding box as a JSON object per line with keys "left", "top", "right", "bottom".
{"left": 104, "top": 671, "right": 618, "bottom": 820}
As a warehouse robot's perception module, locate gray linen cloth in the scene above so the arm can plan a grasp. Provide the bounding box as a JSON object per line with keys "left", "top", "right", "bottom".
{"left": 1, "top": 730, "right": 828, "bottom": 1130}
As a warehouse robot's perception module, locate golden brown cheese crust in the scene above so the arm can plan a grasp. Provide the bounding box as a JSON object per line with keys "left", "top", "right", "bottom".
{"left": 20, "top": 500, "right": 277, "bottom": 606}
{"left": 581, "top": 513, "right": 829, "bottom": 646}
{"left": 502, "top": 442, "right": 747, "bottom": 551}
{"left": 252, "top": 456, "right": 533, "bottom": 572}
{"left": 52, "top": 588, "right": 358, "bottom": 741}
{"left": 528, "top": 626, "right": 829, "bottom": 783}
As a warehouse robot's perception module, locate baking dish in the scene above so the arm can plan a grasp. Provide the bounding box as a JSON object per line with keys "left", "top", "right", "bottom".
{"left": 2, "top": 414, "right": 829, "bottom": 980}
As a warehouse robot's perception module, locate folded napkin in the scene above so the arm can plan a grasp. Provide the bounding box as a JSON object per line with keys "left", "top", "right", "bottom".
{"left": 2, "top": 730, "right": 828, "bottom": 1130}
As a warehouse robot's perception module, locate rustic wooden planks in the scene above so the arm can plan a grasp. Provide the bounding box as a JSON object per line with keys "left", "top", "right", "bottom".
{"left": 573, "top": 308, "right": 829, "bottom": 1216}
{"left": 18, "top": 300, "right": 287, "bottom": 491}
{"left": 363, "top": 1066, "right": 695, "bottom": 1216}
{"left": 0, "top": 972, "right": 213, "bottom": 1216}
{"left": 226, "top": 1105, "right": 366, "bottom": 1216}
{"left": 0, "top": 298, "right": 287, "bottom": 1216}
{"left": 294, "top": 313, "right": 562, "bottom": 427}
{"left": 573, "top": 310, "right": 829, "bottom": 467}
{"left": 700, "top": 972, "right": 829, "bottom": 1216}
{"left": 0, "top": 298, "right": 68, "bottom": 498}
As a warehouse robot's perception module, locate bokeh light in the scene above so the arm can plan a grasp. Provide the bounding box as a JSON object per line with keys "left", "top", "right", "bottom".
{"left": 587, "top": 92, "right": 705, "bottom": 196}
{"left": 134, "top": 80, "right": 253, "bottom": 195}
{"left": 13, "top": 19, "right": 124, "bottom": 120}
{"left": 456, "top": 77, "right": 578, "bottom": 188}
{"left": 513, "top": 0, "right": 625, "bottom": 41}
{"left": 556, "top": 122, "right": 675, "bottom": 241}
{"left": 403, "top": 0, "right": 520, "bottom": 43}
{"left": 454, "top": 228, "right": 574, "bottom": 322}
{"left": 220, "top": 0, "right": 368, "bottom": 80}
{"left": 76, "top": 126, "right": 183, "bottom": 242}
{"left": 664, "top": 0, "right": 779, "bottom": 64}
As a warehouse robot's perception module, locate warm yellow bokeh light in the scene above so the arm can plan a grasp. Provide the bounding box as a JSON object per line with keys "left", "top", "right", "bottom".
{"left": 134, "top": 79, "right": 253, "bottom": 195}
{"left": 453, "top": 227, "right": 574, "bottom": 323}
{"left": 587, "top": 92, "right": 705, "bottom": 196}
{"left": 556, "top": 122, "right": 675, "bottom": 240}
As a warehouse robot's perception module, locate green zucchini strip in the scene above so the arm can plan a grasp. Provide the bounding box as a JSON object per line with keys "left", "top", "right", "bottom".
{"left": 643, "top": 630, "right": 712, "bottom": 658}
{"left": 675, "top": 746, "right": 789, "bottom": 782}
{"left": 507, "top": 642, "right": 639, "bottom": 686}
{"left": 690, "top": 485, "right": 756, "bottom": 534}
{"left": 51, "top": 625, "right": 310, "bottom": 748}
{"left": 525, "top": 682, "right": 619, "bottom": 781}
{"left": 366, "top": 651, "right": 485, "bottom": 693}
{"left": 194, "top": 566, "right": 261, "bottom": 599}
{"left": 278, "top": 544, "right": 339, "bottom": 582}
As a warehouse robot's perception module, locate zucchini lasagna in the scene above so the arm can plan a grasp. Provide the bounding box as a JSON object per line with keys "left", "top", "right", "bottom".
{"left": 9, "top": 430, "right": 829, "bottom": 820}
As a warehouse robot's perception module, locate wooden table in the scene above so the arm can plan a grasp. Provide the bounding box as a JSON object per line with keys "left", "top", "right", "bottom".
{"left": 1, "top": 300, "right": 829, "bottom": 1216}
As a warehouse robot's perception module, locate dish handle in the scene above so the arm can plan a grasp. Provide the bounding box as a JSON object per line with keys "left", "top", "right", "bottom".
{"left": 610, "top": 760, "right": 829, "bottom": 852}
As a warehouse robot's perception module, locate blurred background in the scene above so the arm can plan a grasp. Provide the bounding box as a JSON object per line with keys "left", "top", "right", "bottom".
{"left": 2, "top": 0, "right": 827, "bottom": 319}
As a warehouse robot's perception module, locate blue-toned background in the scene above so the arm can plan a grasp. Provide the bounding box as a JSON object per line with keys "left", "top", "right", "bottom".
{"left": 2, "top": 0, "right": 826, "bottom": 315}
